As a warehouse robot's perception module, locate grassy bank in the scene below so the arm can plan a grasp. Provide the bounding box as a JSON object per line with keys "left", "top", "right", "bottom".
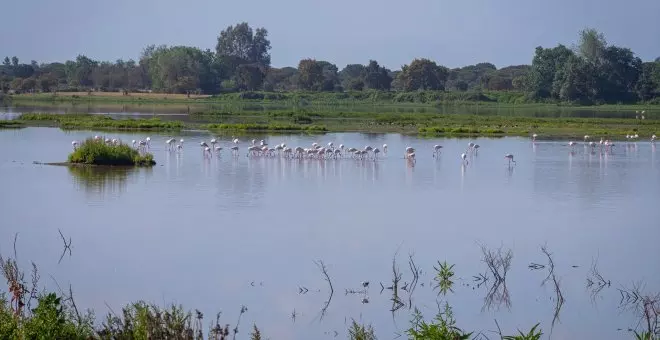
{"left": 9, "top": 90, "right": 660, "bottom": 109}
{"left": 16, "top": 113, "right": 184, "bottom": 131}
{"left": 5, "top": 112, "right": 660, "bottom": 139}
{"left": 68, "top": 138, "right": 155, "bottom": 166}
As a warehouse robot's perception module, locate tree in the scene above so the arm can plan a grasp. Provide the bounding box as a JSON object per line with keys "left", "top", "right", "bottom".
{"left": 363, "top": 60, "right": 392, "bottom": 90}
{"left": 215, "top": 22, "right": 271, "bottom": 67}
{"left": 264, "top": 67, "right": 297, "bottom": 91}
{"left": 11, "top": 57, "right": 18, "bottom": 67}
{"left": 527, "top": 45, "right": 574, "bottom": 98}
{"left": 317, "top": 61, "right": 340, "bottom": 91}
{"left": 339, "top": 64, "right": 366, "bottom": 90}
{"left": 145, "top": 46, "right": 216, "bottom": 94}
{"left": 578, "top": 28, "right": 607, "bottom": 64}
{"left": 2, "top": 57, "right": 10, "bottom": 68}
{"left": 297, "top": 59, "right": 324, "bottom": 91}
{"left": 397, "top": 58, "right": 449, "bottom": 91}
{"left": 235, "top": 63, "right": 265, "bottom": 90}
{"left": 597, "top": 46, "right": 642, "bottom": 102}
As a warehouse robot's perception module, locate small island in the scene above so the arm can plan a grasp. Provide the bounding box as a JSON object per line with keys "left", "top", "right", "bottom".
{"left": 67, "top": 138, "right": 156, "bottom": 166}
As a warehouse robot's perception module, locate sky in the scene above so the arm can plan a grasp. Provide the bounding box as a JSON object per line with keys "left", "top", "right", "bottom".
{"left": 2, "top": 0, "right": 659, "bottom": 70}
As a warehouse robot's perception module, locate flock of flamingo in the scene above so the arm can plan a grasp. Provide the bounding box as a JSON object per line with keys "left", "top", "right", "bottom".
{"left": 71, "top": 132, "right": 657, "bottom": 167}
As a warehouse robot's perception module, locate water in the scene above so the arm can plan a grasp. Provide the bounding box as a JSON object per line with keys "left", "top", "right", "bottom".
{"left": 1, "top": 127, "right": 659, "bottom": 339}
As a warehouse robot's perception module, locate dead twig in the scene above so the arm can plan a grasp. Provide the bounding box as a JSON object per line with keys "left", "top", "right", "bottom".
{"left": 540, "top": 245, "right": 564, "bottom": 330}
{"left": 314, "top": 260, "right": 333, "bottom": 321}
{"left": 58, "top": 228, "right": 72, "bottom": 264}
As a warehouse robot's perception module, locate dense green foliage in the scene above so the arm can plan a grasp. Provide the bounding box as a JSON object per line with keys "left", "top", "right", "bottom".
{"left": 67, "top": 138, "right": 155, "bottom": 166}
{"left": 2, "top": 25, "right": 659, "bottom": 105}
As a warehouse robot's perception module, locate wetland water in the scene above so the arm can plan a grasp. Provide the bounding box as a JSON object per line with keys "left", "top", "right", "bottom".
{"left": 1, "top": 127, "right": 659, "bottom": 339}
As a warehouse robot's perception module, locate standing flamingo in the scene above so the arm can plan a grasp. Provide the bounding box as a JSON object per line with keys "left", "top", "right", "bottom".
{"left": 72, "top": 141, "right": 79, "bottom": 150}
{"left": 382, "top": 144, "right": 388, "bottom": 154}
{"left": 505, "top": 154, "right": 516, "bottom": 166}
{"left": 461, "top": 152, "right": 468, "bottom": 165}
{"left": 532, "top": 133, "right": 538, "bottom": 141}
{"left": 433, "top": 145, "right": 443, "bottom": 157}
{"left": 373, "top": 148, "right": 380, "bottom": 159}
{"left": 231, "top": 145, "right": 239, "bottom": 156}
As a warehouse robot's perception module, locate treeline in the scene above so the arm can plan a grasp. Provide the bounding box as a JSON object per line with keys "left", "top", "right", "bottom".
{"left": 1, "top": 23, "right": 660, "bottom": 104}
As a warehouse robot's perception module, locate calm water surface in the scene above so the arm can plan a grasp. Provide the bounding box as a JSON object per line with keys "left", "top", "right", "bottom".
{"left": 1, "top": 127, "right": 659, "bottom": 339}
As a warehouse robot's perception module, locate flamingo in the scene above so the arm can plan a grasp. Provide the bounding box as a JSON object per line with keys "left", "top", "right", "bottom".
{"left": 406, "top": 152, "right": 416, "bottom": 162}
{"left": 532, "top": 133, "right": 538, "bottom": 141}
{"left": 231, "top": 145, "right": 239, "bottom": 156}
{"left": 383, "top": 144, "right": 388, "bottom": 153}
{"left": 260, "top": 140, "right": 267, "bottom": 146}
{"left": 461, "top": 152, "right": 468, "bottom": 165}
{"left": 584, "top": 135, "right": 590, "bottom": 141}
{"left": 233, "top": 138, "right": 239, "bottom": 144}
{"left": 468, "top": 142, "right": 475, "bottom": 150}
{"left": 72, "top": 141, "right": 79, "bottom": 150}
{"left": 180, "top": 138, "right": 184, "bottom": 145}
{"left": 473, "top": 144, "right": 480, "bottom": 153}
{"left": 210, "top": 138, "right": 217, "bottom": 148}
{"left": 433, "top": 145, "right": 443, "bottom": 157}
{"left": 251, "top": 139, "right": 256, "bottom": 145}
{"left": 652, "top": 134, "right": 657, "bottom": 142}
{"left": 145, "top": 137, "right": 151, "bottom": 147}
{"left": 94, "top": 135, "right": 101, "bottom": 141}
{"left": 200, "top": 141, "right": 209, "bottom": 148}
{"left": 505, "top": 154, "right": 516, "bottom": 165}
{"left": 328, "top": 142, "right": 334, "bottom": 149}
{"left": 568, "top": 141, "right": 577, "bottom": 148}
{"left": 204, "top": 147, "right": 212, "bottom": 158}
{"left": 215, "top": 146, "right": 223, "bottom": 153}
{"left": 132, "top": 140, "right": 137, "bottom": 148}
{"left": 166, "top": 138, "right": 176, "bottom": 151}
{"left": 373, "top": 148, "right": 381, "bottom": 159}
{"left": 176, "top": 144, "right": 182, "bottom": 151}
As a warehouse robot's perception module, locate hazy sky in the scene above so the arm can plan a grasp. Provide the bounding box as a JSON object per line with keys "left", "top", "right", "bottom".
{"left": 2, "top": 0, "right": 659, "bottom": 70}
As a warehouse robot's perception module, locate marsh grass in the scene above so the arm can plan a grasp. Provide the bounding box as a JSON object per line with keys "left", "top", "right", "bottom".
{"left": 205, "top": 122, "right": 327, "bottom": 132}
{"left": 0, "top": 120, "right": 25, "bottom": 129}
{"left": 68, "top": 138, "right": 155, "bottom": 166}
{"left": 18, "top": 113, "right": 183, "bottom": 131}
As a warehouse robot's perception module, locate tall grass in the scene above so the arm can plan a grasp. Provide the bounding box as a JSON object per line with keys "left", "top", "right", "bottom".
{"left": 68, "top": 139, "right": 155, "bottom": 166}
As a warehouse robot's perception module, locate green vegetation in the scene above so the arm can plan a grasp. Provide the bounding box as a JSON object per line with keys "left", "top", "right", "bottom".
{"left": 0, "top": 120, "right": 24, "bottom": 129}
{"left": 2, "top": 24, "right": 659, "bottom": 106}
{"left": 7, "top": 110, "right": 660, "bottom": 139}
{"left": 67, "top": 138, "right": 155, "bottom": 166}
{"left": 17, "top": 113, "right": 183, "bottom": 131}
{"left": 205, "top": 122, "right": 327, "bottom": 132}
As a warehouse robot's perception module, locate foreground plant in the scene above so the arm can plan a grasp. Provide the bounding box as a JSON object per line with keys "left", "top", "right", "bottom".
{"left": 406, "top": 303, "right": 472, "bottom": 340}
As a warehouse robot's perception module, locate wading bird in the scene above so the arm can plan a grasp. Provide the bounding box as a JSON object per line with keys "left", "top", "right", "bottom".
{"left": 505, "top": 153, "right": 516, "bottom": 166}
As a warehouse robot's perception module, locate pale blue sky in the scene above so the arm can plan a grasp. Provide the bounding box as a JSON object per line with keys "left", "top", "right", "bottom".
{"left": 2, "top": 0, "right": 659, "bottom": 70}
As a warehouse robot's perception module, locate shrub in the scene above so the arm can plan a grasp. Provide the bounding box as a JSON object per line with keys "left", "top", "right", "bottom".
{"left": 68, "top": 139, "right": 156, "bottom": 166}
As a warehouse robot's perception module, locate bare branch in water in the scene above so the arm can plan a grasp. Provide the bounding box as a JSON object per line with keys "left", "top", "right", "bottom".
{"left": 479, "top": 244, "right": 513, "bottom": 311}
{"left": 586, "top": 257, "right": 611, "bottom": 302}
{"left": 13, "top": 233, "right": 19, "bottom": 260}
{"left": 407, "top": 252, "right": 421, "bottom": 309}
{"left": 58, "top": 228, "right": 72, "bottom": 264}
{"left": 540, "top": 245, "right": 565, "bottom": 331}
{"left": 618, "top": 282, "right": 660, "bottom": 336}
{"left": 314, "top": 260, "right": 334, "bottom": 321}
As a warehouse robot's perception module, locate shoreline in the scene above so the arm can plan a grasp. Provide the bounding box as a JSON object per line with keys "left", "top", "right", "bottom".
{"left": 2, "top": 112, "right": 658, "bottom": 140}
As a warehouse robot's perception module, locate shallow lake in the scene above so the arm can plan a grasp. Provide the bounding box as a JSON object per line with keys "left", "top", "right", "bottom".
{"left": 1, "top": 127, "right": 659, "bottom": 339}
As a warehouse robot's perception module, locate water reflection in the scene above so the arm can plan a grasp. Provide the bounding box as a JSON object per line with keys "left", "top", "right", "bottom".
{"left": 68, "top": 166, "right": 135, "bottom": 198}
